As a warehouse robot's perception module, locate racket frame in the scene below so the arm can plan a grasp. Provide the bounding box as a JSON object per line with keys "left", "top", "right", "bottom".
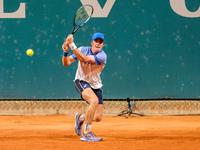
{"left": 72, "top": 5, "right": 94, "bottom": 35}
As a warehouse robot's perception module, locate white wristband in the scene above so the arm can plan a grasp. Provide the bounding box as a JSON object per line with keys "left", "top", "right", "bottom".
{"left": 69, "top": 42, "right": 77, "bottom": 50}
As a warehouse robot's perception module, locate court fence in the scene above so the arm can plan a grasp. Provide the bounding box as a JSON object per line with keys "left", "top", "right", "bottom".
{"left": 0, "top": 99, "right": 200, "bottom": 116}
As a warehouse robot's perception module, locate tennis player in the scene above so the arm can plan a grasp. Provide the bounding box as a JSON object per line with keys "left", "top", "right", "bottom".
{"left": 62, "top": 33, "right": 107, "bottom": 142}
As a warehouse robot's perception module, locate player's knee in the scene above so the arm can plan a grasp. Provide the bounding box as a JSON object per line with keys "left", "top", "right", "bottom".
{"left": 94, "top": 116, "right": 102, "bottom": 122}
{"left": 90, "top": 99, "right": 98, "bottom": 107}
{"left": 82, "top": 91, "right": 98, "bottom": 107}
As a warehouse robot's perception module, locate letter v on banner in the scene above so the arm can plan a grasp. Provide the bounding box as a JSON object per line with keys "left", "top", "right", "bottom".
{"left": 80, "top": 0, "right": 115, "bottom": 17}
{"left": 0, "top": 0, "right": 25, "bottom": 18}
{"left": 170, "top": 0, "right": 200, "bottom": 18}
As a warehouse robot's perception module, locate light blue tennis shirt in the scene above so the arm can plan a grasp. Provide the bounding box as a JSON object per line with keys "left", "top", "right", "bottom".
{"left": 72, "top": 46, "right": 107, "bottom": 89}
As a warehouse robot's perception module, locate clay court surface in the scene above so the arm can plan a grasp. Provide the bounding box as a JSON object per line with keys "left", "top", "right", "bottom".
{"left": 0, "top": 115, "right": 200, "bottom": 150}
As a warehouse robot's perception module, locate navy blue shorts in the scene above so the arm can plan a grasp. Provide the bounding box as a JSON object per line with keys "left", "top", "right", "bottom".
{"left": 74, "top": 79, "right": 103, "bottom": 104}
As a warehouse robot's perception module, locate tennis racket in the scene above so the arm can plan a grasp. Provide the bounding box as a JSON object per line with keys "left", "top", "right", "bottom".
{"left": 71, "top": 5, "right": 94, "bottom": 35}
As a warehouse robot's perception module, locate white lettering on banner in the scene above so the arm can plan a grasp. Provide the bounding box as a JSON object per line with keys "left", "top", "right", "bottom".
{"left": 80, "top": 0, "right": 115, "bottom": 17}
{"left": 0, "top": 0, "right": 25, "bottom": 18}
{"left": 0, "top": 0, "right": 199, "bottom": 19}
{"left": 170, "top": 0, "right": 200, "bottom": 18}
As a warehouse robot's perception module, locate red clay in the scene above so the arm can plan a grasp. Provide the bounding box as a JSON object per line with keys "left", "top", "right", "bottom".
{"left": 0, "top": 115, "right": 200, "bottom": 150}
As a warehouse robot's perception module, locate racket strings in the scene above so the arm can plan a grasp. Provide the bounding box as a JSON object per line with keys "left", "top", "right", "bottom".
{"left": 75, "top": 6, "right": 93, "bottom": 26}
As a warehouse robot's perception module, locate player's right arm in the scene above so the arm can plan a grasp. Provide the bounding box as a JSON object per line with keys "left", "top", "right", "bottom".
{"left": 62, "top": 41, "right": 76, "bottom": 67}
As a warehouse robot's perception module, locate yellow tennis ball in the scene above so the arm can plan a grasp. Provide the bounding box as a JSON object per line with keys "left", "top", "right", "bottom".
{"left": 26, "top": 49, "right": 34, "bottom": 56}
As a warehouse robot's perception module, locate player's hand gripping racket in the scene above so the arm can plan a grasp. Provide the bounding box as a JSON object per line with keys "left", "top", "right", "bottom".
{"left": 71, "top": 5, "right": 94, "bottom": 35}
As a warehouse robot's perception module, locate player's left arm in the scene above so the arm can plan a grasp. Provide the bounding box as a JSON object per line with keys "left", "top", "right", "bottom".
{"left": 72, "top": 49, "right": 96, "bottom": 63}
{"left": 94, "top": 51, "right": 107, "bottom": 65}
{"left": 72, "top": 49, "right": 107, "bottom": 65}
{"left": 66, "top": 34, "right": 96, "bottom": 63}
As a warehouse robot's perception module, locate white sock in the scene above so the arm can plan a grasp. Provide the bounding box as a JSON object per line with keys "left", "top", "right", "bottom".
{"left": 79, "top": 114, "right": 85, "bottom": 122}
{"left": 84, "top": 123, "right": 91, "bottom": 134}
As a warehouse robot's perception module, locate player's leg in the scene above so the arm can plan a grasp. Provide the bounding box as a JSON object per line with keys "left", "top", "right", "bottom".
{"left": 74, "top": 80, "right": 87, "bottom": 136}
{"left": 93, "top": 89, "right": 103, "bottom": 122}
{"left": 93, "top": 104, "right": 103, "bottom": 122}
{"left": 77, "top": 104, "right": 103, "bottom": 127}
{"left": 74, "top": 80, "right": 99, "bottom": 136}
{"left": 80, "top": 88, "right": 103, "bottom": 142}
{"left": 79, "top": 90, "right": 103, "bottom": 123}
{"left": 81, "top": 88, "right": 99, "bottom": 132}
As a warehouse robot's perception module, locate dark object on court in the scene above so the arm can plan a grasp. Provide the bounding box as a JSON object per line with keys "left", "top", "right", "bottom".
{"left": 117, "top": 97, "right": 144, "bottom": 117}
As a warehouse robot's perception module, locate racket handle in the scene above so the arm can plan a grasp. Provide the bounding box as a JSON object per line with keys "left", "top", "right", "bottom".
{"left": 72, "top": 26, "right": 80, "bottom": 35}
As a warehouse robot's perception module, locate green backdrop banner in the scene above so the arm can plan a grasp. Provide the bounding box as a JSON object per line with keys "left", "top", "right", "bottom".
{"left": 1, "top": 0, "right": 200, "bottom": 99}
